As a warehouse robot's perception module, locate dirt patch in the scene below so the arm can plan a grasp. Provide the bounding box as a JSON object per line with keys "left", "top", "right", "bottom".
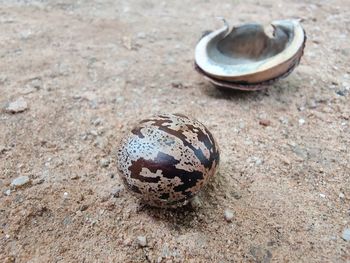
{"left": 0, "top": 0, "right": 349, "bottom": 262}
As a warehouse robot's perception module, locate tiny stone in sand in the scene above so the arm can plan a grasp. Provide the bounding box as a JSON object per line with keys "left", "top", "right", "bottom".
{"left": 137, "top": 236, "right": 147, "bottom": 247}
{"left": 5, "top": 97, "right": 28, "bottom": 113}
{"left": 11, "top": 176, "right": 31, "bottom": 188}
{"left": 342, "top": 228, "right": 350, "bottom": 241}
{"left": 99, "top": 158, "right": 110, "bottom": 167}
{"left": 224, "top": 209, "right": 234, "bottom": 222}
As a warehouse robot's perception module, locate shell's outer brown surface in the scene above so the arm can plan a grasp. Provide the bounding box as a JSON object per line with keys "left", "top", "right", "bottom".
{"left": 117, "top": 114, "right": 220, "bottom": 208}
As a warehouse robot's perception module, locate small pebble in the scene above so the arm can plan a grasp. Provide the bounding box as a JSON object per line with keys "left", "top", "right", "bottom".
{"left": 26, "top": 77, "right": 42, "bottom": 90}
{"left": 279, "top": 116, "right": 289, "bottom": 125}
{"left": 250, "top": 246, "right": 272, "bottom": 262}
{"left": 281, "top": 155, "right": 291, "bottom": 165}
{"left": 190, "top": 196, "right": 202, "bottom": 208}
{"left": 254, "top": 158, "right": 263, "bottom": 166}
{"left": 70, "top": 174, "right": 80, "bottom": 180}
{"left": 171, "top": 81, "right": 184, "bottom": 89}
{"left": 259, "top": 119, "right": 271, "bottom": 126}
{"left": 248, "top": 156, "right": 263, "bottom": 166}
{"left": 10, "top": 176, "right": 31, "bottom": 188}
{"left": 319, "top": 193, "right": 326, "bottom": 198}
{"left": 339, "top": 192, "right": 345, "bottom": 199}
{"left": 298, "top": 118, "right": 305, "bottom": 126}
{"left": 5, "top": 97, "right": 28, "bottom": 113}
{"left": 111, "top": 186, "right": 124, "bottom": 198}
{"left": 342, "top": 228, "right": 350, "bottom": 241}
{"left": 336, "top": 90, "right": 345, "bottom": 96}
{"left": 298, "top": 105, "right": 305, "bottom": 111}
{"left": 63, "top": 192, "right": 69, "bottom": 199}
{"left": 136, "top": 32, "right": 146, "bottom": 39}
{"left": 4, "top": 189, "right": 11, "bottom": 196}
{"left": 0, "top": 145, "right": 7, "bottom": 154}
{"left": 123, "top": 238, "right": 132, "bottom": 246}
{"left": 308, "top": 99, "right": 317, "bottom": 109}
{"left": 92, "top": 118, "right": 103, "bottom": 126}
{"left": 90, "top": 130, "right": 98, "bottom": 136}
{"left": 231, "top": 191, "right": 242, "bottom": 200}
{"left": 100, "top": 158, "right": 110, "bottom": 168}
{"left": 224, "top": 209, "right": 234, "bottom": 222}
{"left": 137, "top": 236, "right": 147, "bottom": 247}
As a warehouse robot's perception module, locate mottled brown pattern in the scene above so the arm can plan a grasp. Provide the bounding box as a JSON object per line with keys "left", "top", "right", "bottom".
{"left": 117, "top": 114, "right": 220, "bottom": 207}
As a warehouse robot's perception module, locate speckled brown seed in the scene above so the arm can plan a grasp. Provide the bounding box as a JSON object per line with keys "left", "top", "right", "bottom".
{"left": 117, "top": 113, "right": 220, "bottom": 207}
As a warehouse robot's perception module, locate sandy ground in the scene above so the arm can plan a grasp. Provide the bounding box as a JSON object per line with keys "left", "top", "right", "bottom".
{"left": 1, "top": 0, "right": 350, "bottom": 262}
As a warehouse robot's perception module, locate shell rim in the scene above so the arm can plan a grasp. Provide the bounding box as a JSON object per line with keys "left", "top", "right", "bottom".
{"left": 194, "top": 19, "right": 306, "bottom": 80}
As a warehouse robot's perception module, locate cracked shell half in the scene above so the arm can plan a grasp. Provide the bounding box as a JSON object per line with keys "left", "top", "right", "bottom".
{"left": 195, "top": 19, "right": 306, "bottom": 90}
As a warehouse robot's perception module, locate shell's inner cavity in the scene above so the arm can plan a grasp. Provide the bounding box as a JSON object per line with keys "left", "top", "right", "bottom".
{"left": 208, "top": 24, "right": 291, "bottom": 65}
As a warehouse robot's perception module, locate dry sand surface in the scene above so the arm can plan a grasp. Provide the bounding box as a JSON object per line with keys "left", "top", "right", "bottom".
{"left": 1, "top": 0, "right": 350, "bottom": 262}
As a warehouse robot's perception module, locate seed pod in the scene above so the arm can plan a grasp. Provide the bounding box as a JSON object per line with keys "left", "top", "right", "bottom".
{"left": 117, "top": 114, "right": 220, "bottom": 208}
